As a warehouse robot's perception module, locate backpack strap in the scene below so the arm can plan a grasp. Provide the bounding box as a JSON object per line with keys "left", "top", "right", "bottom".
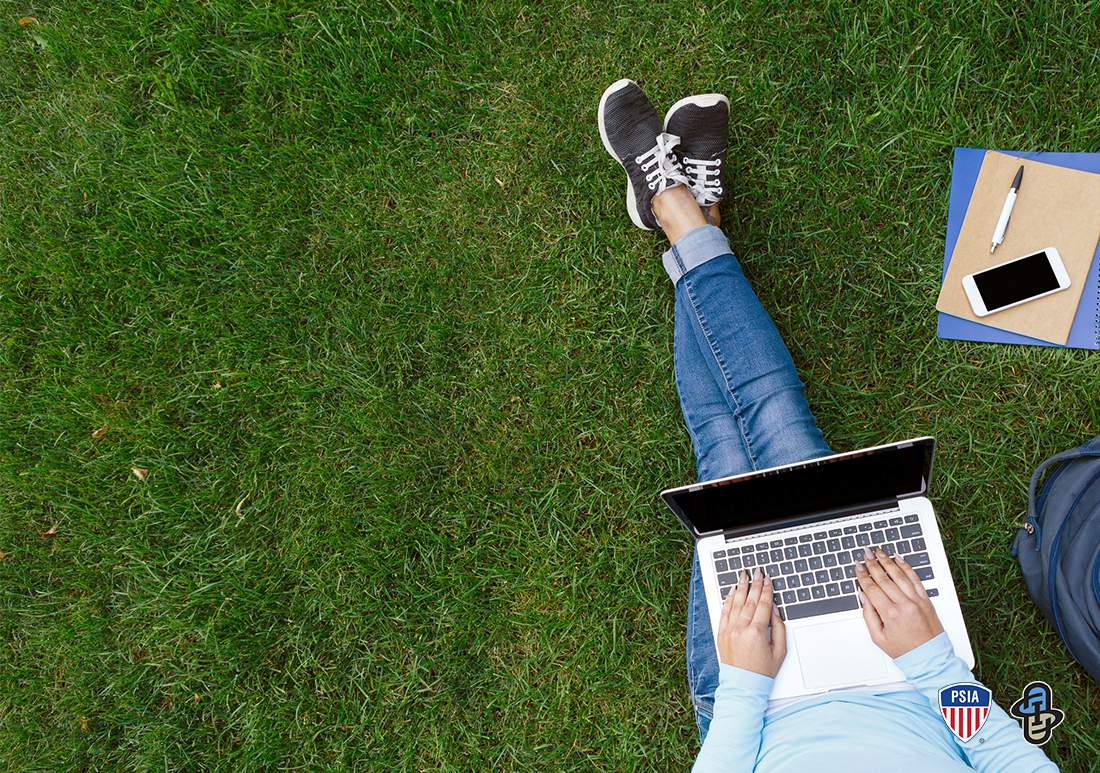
{"left": 1026, "top": 445, "right": 1100, "bottom": 548}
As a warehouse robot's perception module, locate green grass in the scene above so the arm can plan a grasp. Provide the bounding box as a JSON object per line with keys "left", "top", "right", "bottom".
{"left": 3, "top": 0, "right": 1100, "bottom": 769}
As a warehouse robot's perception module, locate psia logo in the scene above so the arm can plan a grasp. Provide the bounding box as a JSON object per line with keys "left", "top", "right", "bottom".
{"left": 938, "top": 683, "right": 992, "bottom": 742}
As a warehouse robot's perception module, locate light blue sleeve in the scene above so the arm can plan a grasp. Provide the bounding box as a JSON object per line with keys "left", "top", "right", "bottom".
{"left": 691, "top": 664, "right": 772, "bottom": 773}
{"left": 894, "top": 632, "right": 1060, "bottom": 773}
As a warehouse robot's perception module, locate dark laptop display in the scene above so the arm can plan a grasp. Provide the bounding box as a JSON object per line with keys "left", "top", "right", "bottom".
{"left": 664, "top": 439, "right": 935, "bottom": 538}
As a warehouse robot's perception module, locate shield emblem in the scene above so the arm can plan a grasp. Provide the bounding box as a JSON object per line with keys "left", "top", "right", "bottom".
{"left": 939, "top": 682, "right": 992, "bottom": 742}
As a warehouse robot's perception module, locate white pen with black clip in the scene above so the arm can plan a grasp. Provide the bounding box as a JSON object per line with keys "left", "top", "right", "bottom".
{"left": 991, "top": 165, "right": 1024, "bottom": 253}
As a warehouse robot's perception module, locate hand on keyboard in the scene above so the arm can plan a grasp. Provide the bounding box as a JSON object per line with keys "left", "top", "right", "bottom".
{"left": 856, "top": 548, "right": 945, "bottom": 659}
{"left": 716, "top": 568, "right": 787, "bottom": 678}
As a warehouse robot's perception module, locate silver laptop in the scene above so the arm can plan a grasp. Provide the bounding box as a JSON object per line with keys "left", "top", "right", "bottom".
{"left": 661, "top": 437, "right": 974, "bottom": 702}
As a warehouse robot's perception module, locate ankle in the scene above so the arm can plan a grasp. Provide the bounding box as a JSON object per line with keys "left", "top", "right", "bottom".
{"left": 653, "top": 186, "right": 710, "bottom": 244}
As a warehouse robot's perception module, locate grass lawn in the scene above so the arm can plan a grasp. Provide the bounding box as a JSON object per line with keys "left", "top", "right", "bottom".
{"left": 3, "top": 1, "right": 1100, "bottom": 770}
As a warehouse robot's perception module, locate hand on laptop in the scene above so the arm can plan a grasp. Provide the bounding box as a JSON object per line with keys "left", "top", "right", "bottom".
{"left": 717, "top": 569, "right": 787, "bottom": 677}
{"left": 856, "top": 548, "right": 945, "bottom": 659}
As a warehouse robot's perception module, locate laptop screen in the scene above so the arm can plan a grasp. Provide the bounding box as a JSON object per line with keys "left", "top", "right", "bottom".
{"left": 662, "top": 439, "right": 934, "bottom": 538}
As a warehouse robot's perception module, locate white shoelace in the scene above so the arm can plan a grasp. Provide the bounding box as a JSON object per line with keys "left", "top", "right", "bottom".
{"left": 635, "top": 132, "right": 689, "bottom": 194}
{"left": 683, "top": 157, "right": 723, "bottom": 206}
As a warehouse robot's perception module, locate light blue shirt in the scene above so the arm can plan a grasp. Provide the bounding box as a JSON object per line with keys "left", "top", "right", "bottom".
{"left": 693, "top": 632, "right": 1059, "bottom": 772}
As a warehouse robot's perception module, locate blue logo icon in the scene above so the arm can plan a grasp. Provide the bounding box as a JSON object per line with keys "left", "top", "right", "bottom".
{"left": 938, "top": 682, "right": 992, "bottom": 742}
{"left": 1009, "top": 681, "right": 1064, "bottom": 745}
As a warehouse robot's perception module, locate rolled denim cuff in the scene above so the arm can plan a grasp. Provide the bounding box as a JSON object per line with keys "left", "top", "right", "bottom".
{"left": 661, "top": 225, "right": 733, "bottom": 284}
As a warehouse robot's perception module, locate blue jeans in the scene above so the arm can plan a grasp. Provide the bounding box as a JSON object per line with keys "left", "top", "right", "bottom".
{"left": 663, "top": 226, "right": 832, "bottom": 743}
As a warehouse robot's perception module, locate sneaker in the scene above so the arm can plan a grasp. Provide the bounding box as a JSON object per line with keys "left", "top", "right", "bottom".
{"left": 663, "top": 94, "right": 729, "bottom": 207}
{"left": 598, "top": 79, "right": 688, "bottom": 230}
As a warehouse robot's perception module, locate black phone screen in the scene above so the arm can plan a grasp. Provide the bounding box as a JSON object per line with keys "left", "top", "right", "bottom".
{"left": 973, "top": 251, "right": 1061, "bottom": 311}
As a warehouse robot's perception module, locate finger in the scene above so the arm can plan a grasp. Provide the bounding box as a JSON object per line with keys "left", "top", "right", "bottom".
{"left": 876, "top": 549, "right": 922, "bottom": 601}
{"left": 737, "top": 569, "right": 763, "bottom": 624}
{"left": 719, "top": 579, "right": 737, "bottom": 629}
{"left": 729, "top": 569, "right": 750, "bottom": 610}
{"left": 859, "top": 590, "right": 885, "bottom": 644}
{"left": 861, "top": 550, "right": 907, "bottom": 603}
{"left": 770, "top": 601, "right": 787, "bottom": 659}
{"left": 855, "top": 559, "right": 896, "bottom": 612}
{"left": 893, "top": 553, "right": 933, "bottom": 600}
{"left": 751, "top": 573, "right": 776, "bottom": 629}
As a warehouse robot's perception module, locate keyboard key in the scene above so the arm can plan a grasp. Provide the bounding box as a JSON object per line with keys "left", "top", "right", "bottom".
{"left": 881, "top": 543, "right": 895, "bottom": 556}
{"left": 715, "top": 559, "right": 729, "bottom": 573}
{"left": 777, "top": 607, "right": 786, "bottom": 620}
{"left": 889, "top": 517, "right": 904, "bottom": 526}
{"left": 885, "top": 528, "right": 900, "bottom": 541}
{"left": 841, "top": 580, "right": 855, "bottom": 594}
{"left": 797, "top": 588, "right": 811, "bottom": 602}
{"left": 784, "top": 594, "right": 859, "bottom": 620}
{"left": 841, "top": 536, "right": 856, "bottom": 549}
{"left": 771, "top": 549, "right": 784, "bottom": 563}
{"left": 770, "top": 539, "right": 784, "bottom": 548}
{"left": 900, "top": 524, "right": 922, "bottom": 538}
{"left": 766, "top": 564, "right": 780, "bottom": 577}
{"left": 907, "top": 552, "right": 931, "bottom": 567}
{"left": 926, "top": 588, "right": 939, "bottom": 597}
{"left": 843, "top": 525, "right": 858, "bottom": 534}
{"left": 837, "top": 551, "right": 852, "bottom": 564}
{"left": 743, "top": 554, "right": 756, "bottom": 567}
{"left": 896, "top": 540, "right": 911, "bottom": 554}
{"left": 828, "top": 529, "right": 842, "bottom": 537}
{"left": 856, "top": 534, "right": 870, "bottom": 547}
{"left": 713, "top": 550, "right": 726, "bottom": 559}
{"left": 813, "top": 531, "right": 827, "bottom": 540}
{"left": 844, "top": 565, "right": 857, "bottom": 579}
{"left": 823, "top": 554, "right": 837, "bottom": 567}
{"left": 795, "top": 559, "right": 808, "bottom": 572}
{"left": 799, "top": 534, "right": 813, "bottom": 543}
{"left": 809, "top": 556, "right": 823, "bottom": 570}
{"left": 780, "top": 562, "right": 794, "bottom": 575}
{"left": 728, "top": 556, "right": 742, "bottom": 570}
{"left": 784, "top": 547, "right": 798, "bottom": 560}
{"left": 718, "top": 572, "right": 738, "bottom": 586}
{"left": 756, "top": 542, "right": 769, "bottom": 551}
{"left": 788, "top": 575, "right": 801, "bottom": 588}
{"left": 812, "top": 542, "right": 827, "bottom": 555}
{"left": 773, "top": 577, "right": 786, "bottom": 591}
{"left": 871, "top": 531, "right": 885, "bottom": 544}
{"left": 858, "top": 523, "right": 874, "bottom": 532}
{"left": 798, "top": 544, "right": 812, "bottom": 557}
{"left": 784, "top": 537, "right": 798, "bottom": 545}
{"left": 830, "top": 567, "right": 844, "bottom": 581}
{"left": 721, "top": 587, "right": 732, "bottom": 599}
{"left": 874, "top": 520, "right": 887, "bottom": 529}
{"left": 826, "top": 583, "right": 840, "bottom": 597}
{"left": 827, "top": 539, "right": 841, "bottom": 552}
{"left": 815, "top": 570, "right": 829, "bottom": 584}
{"left": 904, "top": 514, "right": 919, "bottom": 523}
{"left": 757, "top": 551, "right": 770, "bottom": 565}
{"left": 912, "top": 537, "right": 927, "bottom": 551}
{"left": 801, "top": 573, "right": 815, "bottom": 586}
{"left": 727, "top": 547, "right": 740, "bottom": 556}
{"left": 811, "top": 586, "right": 826, "bottom": 599}
{"left": 852, "top": 548, "right": 865, "bottom": 561}
{"left": 915, "top": 567, "right": 934, "bottom": 581}
{"left": 783, "top": 591, "right": 797, "bottom": 604}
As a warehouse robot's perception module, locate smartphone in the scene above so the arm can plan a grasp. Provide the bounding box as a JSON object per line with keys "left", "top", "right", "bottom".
{"left": 962, "top": 248, "right": 1071, "bottom": 317}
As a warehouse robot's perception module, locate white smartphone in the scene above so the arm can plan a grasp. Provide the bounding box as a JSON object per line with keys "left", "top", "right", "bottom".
{"left": 962, "top": 247, "right": 1071, "bottom": 317}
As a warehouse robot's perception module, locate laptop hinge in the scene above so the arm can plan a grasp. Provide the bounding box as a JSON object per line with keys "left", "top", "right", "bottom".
{"left": 721, "top": 498, "right": 901, "bottom": 542}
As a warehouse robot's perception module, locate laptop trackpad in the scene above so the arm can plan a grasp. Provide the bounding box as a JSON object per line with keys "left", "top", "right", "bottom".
{"left": 794, "top": 618, "right": 889, "bottom": 689}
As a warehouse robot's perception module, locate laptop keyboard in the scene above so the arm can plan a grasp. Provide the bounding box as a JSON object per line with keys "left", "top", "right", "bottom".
{"left": 713, "top": 513, "right": 937, "bottom": 622}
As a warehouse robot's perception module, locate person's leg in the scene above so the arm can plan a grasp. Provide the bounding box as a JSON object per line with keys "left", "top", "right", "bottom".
{"left": 654, "top": 187, "right": 833, "bottom": 743}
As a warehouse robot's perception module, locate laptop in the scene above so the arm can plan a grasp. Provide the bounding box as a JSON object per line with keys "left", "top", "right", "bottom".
{"left": 661, "top": 437, "right": 974, "bottom": 702}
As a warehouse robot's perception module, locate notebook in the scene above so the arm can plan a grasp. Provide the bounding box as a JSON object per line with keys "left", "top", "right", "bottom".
{"left": 937, "top": 148, "right": 1100, "bottom": 349}
{"left": 661, "top": 438, "right": 975, "bottom": 702}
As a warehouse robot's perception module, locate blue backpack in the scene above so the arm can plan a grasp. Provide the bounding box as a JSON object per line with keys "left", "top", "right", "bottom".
{"left": 1012, "top": 436, "right": 1100, "bottom": 682}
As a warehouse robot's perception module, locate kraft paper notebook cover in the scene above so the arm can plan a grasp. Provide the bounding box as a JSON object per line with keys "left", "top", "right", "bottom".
{"left": 936, "top": 150, "right": 1100, "bottom": 346}
{"left": 937, "top": 148, "right": 1100, "bottom": 349}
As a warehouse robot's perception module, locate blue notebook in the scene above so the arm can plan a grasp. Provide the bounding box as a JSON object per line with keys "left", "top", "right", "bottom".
{"left": 938, "top": 148, "right": 1100, "bottom": 349}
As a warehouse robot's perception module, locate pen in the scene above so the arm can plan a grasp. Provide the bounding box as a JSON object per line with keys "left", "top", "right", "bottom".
{"left": 991, "top": 165, "right": 1024, "bottom": 253}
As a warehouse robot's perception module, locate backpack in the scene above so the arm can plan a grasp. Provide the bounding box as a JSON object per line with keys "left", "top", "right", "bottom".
{"left": 1011, "top": 435, "right": 1100, "bottom": 682}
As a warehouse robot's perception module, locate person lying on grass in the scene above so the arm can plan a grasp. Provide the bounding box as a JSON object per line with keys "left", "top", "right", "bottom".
{"left": 597, "top": 77, "right": 1060, "bottom": 773}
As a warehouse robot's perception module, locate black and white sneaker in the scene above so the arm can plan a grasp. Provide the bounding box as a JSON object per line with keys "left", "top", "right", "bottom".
{"left": 664, "top": 94, "right": 729, "bottom": 207}
{"left": 598, "top": 79, "right": 688, "bottom": 231}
